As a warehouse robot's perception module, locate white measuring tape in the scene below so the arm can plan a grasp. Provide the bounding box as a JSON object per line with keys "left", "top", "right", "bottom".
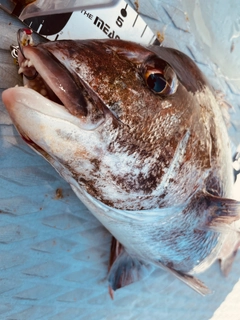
{"left": 24, "top": 0, "right": 158, "bottom": 46}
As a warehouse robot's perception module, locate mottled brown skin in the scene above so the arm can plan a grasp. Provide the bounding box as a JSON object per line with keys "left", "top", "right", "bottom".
{"left": 42, "top": 40, "right": 228, "bottom": 210}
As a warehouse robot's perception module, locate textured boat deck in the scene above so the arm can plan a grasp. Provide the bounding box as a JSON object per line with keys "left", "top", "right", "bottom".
{"left": 0, "top": 1, "right": 240, "bottom": 319}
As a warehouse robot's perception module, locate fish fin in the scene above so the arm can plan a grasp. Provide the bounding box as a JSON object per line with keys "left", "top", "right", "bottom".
{"left": 108, "top": 238, "right": 210, "bottom": 297}
{"left": 168, "top": 269, "right": 211, "bottom": 296}
{"left": 194, "top": 191, "right": 240, "bottom": 232}
{"left": 108, "top": 237, "right": 124, "bottom": 272}
{"left": 153, "top": 261, "right": 211, "bottom": 296}
{"left": 108, "top": 248, "right": 153, "bottom": 297}
{"left": 219, "top": 238, "right": 240, "bottom": 276}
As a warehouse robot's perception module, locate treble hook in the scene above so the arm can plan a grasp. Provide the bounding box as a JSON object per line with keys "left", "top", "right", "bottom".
{"left": 17, "top": 28, "right": 33, "bottom": 59}
{"left": 10, "top": 44, "right": 19, "bottom": 64}
{"left": 16, "top": 28, "right": 38, "bottom": 81}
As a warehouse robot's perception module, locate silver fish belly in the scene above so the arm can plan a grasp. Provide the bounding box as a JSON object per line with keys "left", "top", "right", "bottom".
{"left": 2, "top": 37, "right": 240, "bottom": 296}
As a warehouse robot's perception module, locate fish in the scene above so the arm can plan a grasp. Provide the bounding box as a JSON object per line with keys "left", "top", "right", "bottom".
{"left": 2, "top": 36, "right": 240, "bottom": 297}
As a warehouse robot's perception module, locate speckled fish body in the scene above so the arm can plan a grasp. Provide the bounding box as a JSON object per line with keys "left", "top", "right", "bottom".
{"left": 2, "top": 38, "right": 240, "bottom": 295}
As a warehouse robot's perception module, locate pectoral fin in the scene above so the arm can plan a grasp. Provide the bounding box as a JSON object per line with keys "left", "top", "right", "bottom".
{"left": 204, "top": 193, "right": 240, "bottom": 231}
{"left": 190, "top": 191, "right": 240, "bottom": 233}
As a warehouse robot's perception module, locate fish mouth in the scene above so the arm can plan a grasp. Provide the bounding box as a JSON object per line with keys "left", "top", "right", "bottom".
{"left": 3, "top": 43, "right": 119, "bottom": 137}
{"left": 2, "top": 42, "right": 117, "bottom": 160}
{"left": 17, "top": 44, "right": 89, "bottom": 118}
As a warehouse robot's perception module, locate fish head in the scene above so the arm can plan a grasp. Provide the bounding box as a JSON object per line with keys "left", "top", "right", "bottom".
{"left": 2, "top": 39, "right": 230, "bottom": 210}
{"left": 3, "top": 38, "right": 240, "bottom": 296}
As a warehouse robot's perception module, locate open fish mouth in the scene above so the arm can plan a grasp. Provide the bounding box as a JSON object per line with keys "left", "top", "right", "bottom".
{"left": 3, "top": 43, "right": 84, "bottom": 151}
{"left": 17, "top": 43, "right": 90, "bottom": 119}
{"left": 18, "top": 52, "right": 61, "bottom": 105}
{"left": 3, "top": 42, "right": 122, "bottom": 154}
{"left": 2, "top": 40, "right": 109, "bottom": 161}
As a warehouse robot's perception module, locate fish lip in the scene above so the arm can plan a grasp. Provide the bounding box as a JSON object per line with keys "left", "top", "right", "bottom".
{"left": 2, "top": 87, "right": 51, "bottom": 157}
{"left": 20, "top": 44, "right": 89, "bottom": 118}
{"left": 19, "top": 44, "right": 119, "bottom": 129}
{"left": 2, "top": 85, "right": 96, "bottom": 160}
{"left": 18, "top": 124, "right": 51, "bottom": 159}
{"left": 3, "top": 86, "right": 95, "bottom": 130}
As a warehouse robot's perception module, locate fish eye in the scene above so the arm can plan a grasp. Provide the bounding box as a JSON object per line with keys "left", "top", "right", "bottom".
{"left": 146, "top": 72, "right": 167, "bottom": 94}
{"left": 143, "top": 60, "right": 178, "bottom": 95}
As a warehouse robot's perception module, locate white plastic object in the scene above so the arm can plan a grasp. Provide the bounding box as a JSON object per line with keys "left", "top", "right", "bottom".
{"left": 19, "top": 0, "right": 120, "bottom": 20}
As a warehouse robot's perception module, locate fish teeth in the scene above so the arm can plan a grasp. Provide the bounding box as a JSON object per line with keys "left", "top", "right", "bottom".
{"left": 18, "top": 59, "right": 34, "bottom": 74}
{"left": 27, "top": 60, "right": 33, "bottom": 67}
{"left": 22, "top": 60, "right": 28, "bottom": 67}
{"left": 18, "top": 67, "right": 24, "bottom": 74}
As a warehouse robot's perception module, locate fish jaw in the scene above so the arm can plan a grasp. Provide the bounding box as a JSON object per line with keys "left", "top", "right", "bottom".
{"left": 19, "top": 44, "right": 88, "bottom": 118}
{"left": 16, "top": 43, "right": 119, "bottom": 130}
{"left": 2, "top": 87, "right": 106, "bottom": 176}
{"left": 2, "top": 39, "right": 234, "bottom": 210}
